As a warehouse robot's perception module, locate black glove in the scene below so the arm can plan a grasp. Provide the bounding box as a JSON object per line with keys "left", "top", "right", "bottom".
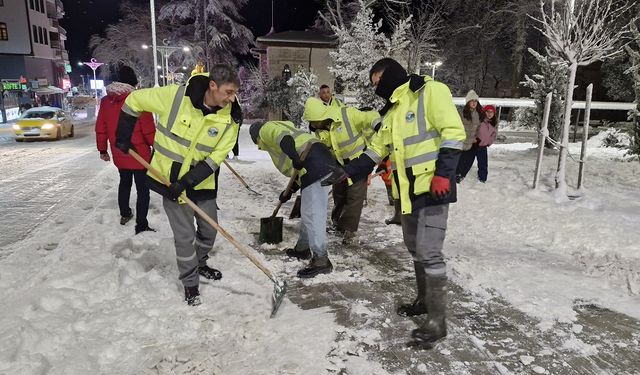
{"left": 292, "top": 157, "right": 305, "bottom": 170}
{"left": 279, "top": 189, "right": 293, "bottom": 203}
{"left": 115, "top": 140, "right": 132, "bottom": 154}
{"left": 167, "top": 180, "right": 187, "bottom": 201}
{"left": 321, "top": 165, "right": 348, "bottom": 186}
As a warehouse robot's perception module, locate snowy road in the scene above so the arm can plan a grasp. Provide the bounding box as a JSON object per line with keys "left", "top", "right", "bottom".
{"left": 0, "top": 119, "right": 106, "bottom": 252}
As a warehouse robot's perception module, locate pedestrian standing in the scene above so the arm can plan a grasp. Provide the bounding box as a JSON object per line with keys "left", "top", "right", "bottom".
{"left": 115, "top": 64, "right": 243, "bottom": 306}
{"left": 249, "top": 121, "right": 345, "bottom": 278}
{"left": 302, "top": 97, "right": 380, "bottom": 245}
{"left": 344, "top": 58, "right": 466, "bottom": 347}
{"left": 474, "top": 105, "right": 498, "bottom": 182}
{"left": 95, "top": 66, "right": 156, "bottom": 234}
{"left": 318, "top": 84, "right": 343, "bottom": 107}
{"left": 455, "top": 90, "right": 485, "bottom": 182}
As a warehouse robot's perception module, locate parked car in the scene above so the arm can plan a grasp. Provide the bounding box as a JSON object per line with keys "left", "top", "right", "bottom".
{"left": 13, "top": 106, "right": 74, "bottom": 142}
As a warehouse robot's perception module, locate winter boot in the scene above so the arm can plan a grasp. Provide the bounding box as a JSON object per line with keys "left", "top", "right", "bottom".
{"left": 385, "top": 200, "right": 401, "bottom": 226}
{"left": 297, "top": 255, "right": 333, "bottom": 278}
{"left": 397, "top": 262, "right": 428, "bottom": 317}
{"left": 410, "top": 274, "right": 448, "bottom": 347}
{"left": 135, "top": 224, "right": 156, "bottom": 235}
{"left": 342, "top": 230, "right": 358, "bottom": 245}
{"left": 285, "top": 246, "right": 312, "bottom": 260}
{"left": 198, "top": 265, "right": 222, "bottom": 280}
{"left": 120, "top": 213, "right": 133, "bottom": 225}
{"left": 184, "top": 285, "right": 201, "bottom": 306}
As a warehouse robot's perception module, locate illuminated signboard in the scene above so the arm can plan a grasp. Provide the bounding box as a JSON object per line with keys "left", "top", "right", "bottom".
{"left": 2, "top": 82, "right": 22, "bottom": 90}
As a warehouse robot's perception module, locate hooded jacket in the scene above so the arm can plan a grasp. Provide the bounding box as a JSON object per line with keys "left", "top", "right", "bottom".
{"left": 95, "top": 82, "right": 155, "bottom": 170}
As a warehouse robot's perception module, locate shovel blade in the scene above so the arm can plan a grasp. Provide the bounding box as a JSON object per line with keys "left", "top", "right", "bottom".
{"left": 270, "top": 278, "right": 288, "bottom": 318}
{"left": 259, "top": 216, "right": 283, "bottom": 244}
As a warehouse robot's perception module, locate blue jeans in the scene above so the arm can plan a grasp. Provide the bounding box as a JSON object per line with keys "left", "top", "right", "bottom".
{"left": 296, "top": 180, "right": 331, "bottom": 257}
{"left": 456, "top": 144, "right": 489, "bottom": 182}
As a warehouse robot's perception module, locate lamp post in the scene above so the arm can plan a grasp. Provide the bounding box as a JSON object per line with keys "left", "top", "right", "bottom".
{"left": 425, "top": 61, "right": 443, "bottom": 79}
{"left": 82, "top": 58, "right": 104, "bottom": 108}
{"left": 143, "top": 40, "right": 190, "bottom": 86}
{"left": 150, "top": 0, "right": 159, "bottom": 87}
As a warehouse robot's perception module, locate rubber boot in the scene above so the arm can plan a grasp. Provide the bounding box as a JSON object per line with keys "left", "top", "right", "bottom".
{"left": 385, "top": 200, "right": 401, "bottom": 225}
{"left": 297, "top": 255, "right": 333, "bottom": 278}
{"left": 410, "top": 274, "right": 447, "bottom": 346}
{"left": 397, "top": 262, "right": 428, "bottom": 316}
{"left": 285, "top": 246, "right": 312, "bottom": 260}
{"left": 198, "top": 265, "right": 222, "bottom": 280}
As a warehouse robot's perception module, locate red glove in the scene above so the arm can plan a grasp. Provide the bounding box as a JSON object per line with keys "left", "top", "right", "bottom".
{"left": 430, "top": 176, "right": 450, "bottom": 199}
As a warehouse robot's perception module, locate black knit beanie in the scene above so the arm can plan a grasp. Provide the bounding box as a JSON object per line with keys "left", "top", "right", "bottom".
{"left": 369, "top": 58, "right": 408, "bottom": 100}
{"left": 118, "top": 66, "right": 138, "bottom": 87}
{"left": 249, "top": 122, "right": 263, "bottom": 144}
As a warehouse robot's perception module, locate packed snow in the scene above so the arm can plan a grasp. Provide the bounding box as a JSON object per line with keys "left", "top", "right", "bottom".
{"left": 0, "top": 122, "right": 639, "bottom": 374}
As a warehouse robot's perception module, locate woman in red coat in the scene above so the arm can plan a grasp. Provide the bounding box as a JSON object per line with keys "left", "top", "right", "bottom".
{"left": 95, "top": 66, "right": 156, "bottom": 234}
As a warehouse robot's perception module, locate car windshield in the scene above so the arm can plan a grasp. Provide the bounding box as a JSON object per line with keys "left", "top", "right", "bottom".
{"left": 22, "top": 111, "right": 56, "bottom": 119}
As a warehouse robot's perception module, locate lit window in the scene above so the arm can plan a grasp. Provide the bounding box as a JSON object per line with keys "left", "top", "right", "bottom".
{"left": 0, "top": 23, "right": 7, "bottom": 41}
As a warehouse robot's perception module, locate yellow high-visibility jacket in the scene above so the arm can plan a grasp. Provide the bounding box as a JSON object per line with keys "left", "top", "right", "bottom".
{"left": 363, "top": 76, "right": 465, "bottom": 213}
{"left": 122, "top": 74, "right": 239, "bottom": 196}
{"left": 303, "top": 97, "right": 379, "bottom": 165}
{"left": 256, "top": 121, "right": 317, "bottom": 179}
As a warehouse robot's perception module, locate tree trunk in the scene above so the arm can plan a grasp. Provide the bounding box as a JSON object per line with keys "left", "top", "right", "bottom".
{"left": 511, "top": 14, "right": 527, "bottom": 98}
{"left": 555, "top": 60, "right": 578, "bottom": 195}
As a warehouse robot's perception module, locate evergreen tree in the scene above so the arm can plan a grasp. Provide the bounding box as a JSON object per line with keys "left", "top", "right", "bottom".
{"left": 329, "top": 0, "right": 410, "bottom": 108}
{"left": 159, "top": 0, "right": 254, "bottom": 65}
{"left": 521, "top": 49, "right": 568, "bottom": 147}
{"left": 287, "top": 69, "right": 319, "bottom": 127}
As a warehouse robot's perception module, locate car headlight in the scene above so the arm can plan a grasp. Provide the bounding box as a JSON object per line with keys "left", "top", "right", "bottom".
{"left": 41, "top": 123, "right": 55, "bottom": 130}
{"left": 12, "top": 124, "right": 20, "bottom": 130}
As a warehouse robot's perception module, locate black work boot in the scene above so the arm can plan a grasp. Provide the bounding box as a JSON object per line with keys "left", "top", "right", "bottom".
{"left": 297, "top": 255, "right": 333, "bottom": 278}
{"left": 385, "top": 200, "right": 401, "bottom": 225}
{"left": 135, "top": 224, "right": 156, "bottom": 235}
{"left": 184, "top": 285, "right": 201, "bottom": 306}
{"left": 385, "top": 185, "right": 394, "bottom": 206}
{"left": 198, "top": 265, "right": 222, "bottom": 280}
{"left": 285, "top": 247, "right": 312, "bottom": 260}
{"left": 397, "top": 262, "right": 428, "bottom": 317}
{"left": 410, "top": 274, "right": 448, "bottom": 348}
{"left": 120, "top": 213, "right": 133, "bottom": 225}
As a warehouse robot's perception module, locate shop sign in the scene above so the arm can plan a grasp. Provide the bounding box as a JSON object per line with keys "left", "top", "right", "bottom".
{"left": 65, "top": 64, "right": 72, "bottom": 73}
{"left": 37, "top": 78, "right": 48, "bottom": 86}
{"left": 2, "top": 81, "right": 22, "bottom": 91}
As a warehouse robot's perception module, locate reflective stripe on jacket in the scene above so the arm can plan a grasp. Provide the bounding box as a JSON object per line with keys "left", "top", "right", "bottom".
{"left": 122, "top": 75, "right": 238, "bottom": 192}
{"left": 364, "top": 77, "right": 465, "bottom": 214}
{"left": 257, "top": 121, "right": 317, "bottom": 178}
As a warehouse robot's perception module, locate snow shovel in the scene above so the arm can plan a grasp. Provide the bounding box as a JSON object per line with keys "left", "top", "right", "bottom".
{"left": 260, "top": 144, "right": 313, "bottom": 244}
{"left": 128, "top": 150, "right": 287, "bottom": 318}
{"left": 222, "top": 159, "right": 262, "bottom": 196}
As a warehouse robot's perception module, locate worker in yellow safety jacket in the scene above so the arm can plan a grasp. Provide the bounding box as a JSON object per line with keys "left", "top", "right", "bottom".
{"left": 344, "top": 58, "right": 466, "bottom": 348}
{"left": 115, "top": 64, "right": 243, "bottom": 306}
{"left": 318, "top": 84, "right": 343, "bottom": 107}
{"left": 249, "top": 121, "right": 346, "bottom": 278}
{"left": 302, "top": 97, "right": 380, "bottom": 245}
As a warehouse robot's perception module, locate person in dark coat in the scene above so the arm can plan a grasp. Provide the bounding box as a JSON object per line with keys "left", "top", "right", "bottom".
{"left": 95, "top": 66, "right": 156, "bottom": 234}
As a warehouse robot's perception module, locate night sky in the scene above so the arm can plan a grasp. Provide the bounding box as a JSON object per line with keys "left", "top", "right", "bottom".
{"left": 60, "top": 0, "right": 324, "bottom": 70}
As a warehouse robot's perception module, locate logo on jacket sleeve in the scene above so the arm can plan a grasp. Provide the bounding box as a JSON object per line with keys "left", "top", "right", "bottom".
{"left": 405, "top": 111, "right": 416, "bottom": 123}
{"left": 208, "top": 127, "right": 219, "bottom": 137}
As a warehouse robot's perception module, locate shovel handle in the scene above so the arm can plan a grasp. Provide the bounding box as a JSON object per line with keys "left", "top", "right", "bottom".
{"left": 271, "top": 142, "right": 313, "bottom": 218}
{"left": 223, "top": 159, "right": 258, "bottom": 194}
{"left": 129, "top": 150, "right": 277, "bottom": 282}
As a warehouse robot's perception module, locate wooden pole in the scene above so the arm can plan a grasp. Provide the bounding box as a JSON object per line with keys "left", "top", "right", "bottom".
{"left": 577, "top": 84, "right": 593, "bottom": 190}
{"left": 533, "top": 92, "right": 553, "bottom": 189}
{"left": 572, "top": 109, "right": 581, "bottom": 142}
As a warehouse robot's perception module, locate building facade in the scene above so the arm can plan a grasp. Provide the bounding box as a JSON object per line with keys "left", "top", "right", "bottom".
{"left": 0, "top": 0, "right": 70, "bottom": 122}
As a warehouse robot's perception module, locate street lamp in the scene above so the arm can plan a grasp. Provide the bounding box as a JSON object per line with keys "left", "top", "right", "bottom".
{"left": 424, "top": 61, "right": 443, "bottom": 79}
{"left": 82, "top": 58, "right": 104, "bottom": 108}
{"left": 142, "top": 40, "right": 190, "bottom": 86}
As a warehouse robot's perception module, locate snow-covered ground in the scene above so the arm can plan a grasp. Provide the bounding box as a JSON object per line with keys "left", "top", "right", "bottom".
{"left": 0, "top": 122, "right": 639, "bottom": 374}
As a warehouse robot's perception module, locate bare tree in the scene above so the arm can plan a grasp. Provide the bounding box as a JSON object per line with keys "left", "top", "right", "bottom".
{"left": 89, "top": 2, "right": 171, "bottom": 87}
{"left": 532, "top": 0, "right": 633, "bottom": 195}
{"left": 624, "top": 20, "right": 640, "bottom": 160}
{"left": 386, "top": 0, "right": 443, "bottom": 74}
{"left": 318, "top": 0, "right": 377, "bottom": 31}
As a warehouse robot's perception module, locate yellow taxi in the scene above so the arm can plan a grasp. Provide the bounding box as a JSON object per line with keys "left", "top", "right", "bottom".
{"left": 13, "top": 106, "right": 75, "bottom": 142}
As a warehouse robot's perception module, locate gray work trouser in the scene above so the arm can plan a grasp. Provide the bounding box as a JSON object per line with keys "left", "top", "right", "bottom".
{"left": 401, "top": 204, "right": 449, "bottom": 277}
{"left": 331, "top": 177, "right": 368, "bottom": 232}
{"left": 295, "top": 180, "right": 331, "bottom": 258}
{"left": 163, "top": 197, "right": 218, "bottom": 287}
